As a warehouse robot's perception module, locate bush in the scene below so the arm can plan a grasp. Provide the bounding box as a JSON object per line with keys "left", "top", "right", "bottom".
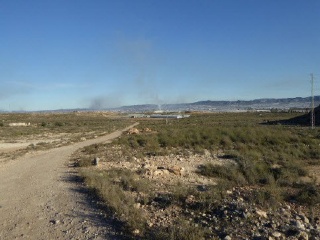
{"left": 80, "top": 169, "right": 148, "bottom": 233}
{"left": 295, "top": 183, "right": 320, "bottom": 206}
{"left": 149, "top": 220, "right": 208, "bottom": 240}
{"left": 74, "top": 157, "right": 93, "bottom": 167}
{"left": 198, "top": 163, "right": 245, "bottom": 184}
{"left": 171, "top": 181, "right": 196, "bottom": 203}
{"left": 54, "top": 122, "right": 64, "bottom": 127}
{"left": 248, "top": 185, "right": 283, "bottom": 208}
{"left": 81, "top": 144, "right": 100, "bottom": 154}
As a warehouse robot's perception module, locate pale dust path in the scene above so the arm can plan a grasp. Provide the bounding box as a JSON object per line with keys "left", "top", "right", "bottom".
{"left": 0, "top": 123, "right": 138, "bottom": 240}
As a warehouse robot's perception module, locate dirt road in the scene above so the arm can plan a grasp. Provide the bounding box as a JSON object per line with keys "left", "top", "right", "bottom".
{"left": 0, "top": 124, "right": 138, "bottom": 240}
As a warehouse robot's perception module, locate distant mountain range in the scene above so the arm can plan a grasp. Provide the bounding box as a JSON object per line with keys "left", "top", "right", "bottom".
{"left": 114, "top": 96, "right": 320, "bottom": 113}
{"left": 2, "top": 96, "right": 319, "bottom": 113}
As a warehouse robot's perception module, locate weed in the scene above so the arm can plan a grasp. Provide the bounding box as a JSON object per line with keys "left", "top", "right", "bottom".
{"left": 171, "top": 181, "right": 196, "bottom": 203}
{"left": 150, "top": 220, "right": 209, "bottom": 240}
{"left": 295, "top": 183, "right": 320, "bottom": 206}
{"left": 54, "top": 122, "right": 64, "bottom": 127}
{"left": 198, "top": 163, "right": 246, "bottom": 184}
{"left": 80, "top": 168, "right": 148, "bottom": 233}
{"left": 74, "top": 157, "right": 93, "bottom": 167}
{"left": 249, "top": 185, "right": 283, "bottom": 208}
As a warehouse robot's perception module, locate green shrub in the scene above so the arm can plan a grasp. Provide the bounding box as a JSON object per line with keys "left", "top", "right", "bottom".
{"left": 171, "top": 181, "right": 196, "bottom": 203}
{"left": 237, "top": 158, "right": 270, "bottom": 185}
{"left": 81, "top": 144, "right": 100, "bottom": 154}
{"left": 295, "top": 183, "right": 320, "bottom": 206}
{"left": 80, "top": 169, "right": 148, "bottom": 233}
{"left": 198, "top": 163, "right": 246, "bottom": 185}
{"left": 248, "top": 184, "right": 283, "bottom": 208}
{"left": 75, "top": 157, "right": 93, "bottom": 167}
{"left": 54, "top": 122, "right": 64, "bottom": 127}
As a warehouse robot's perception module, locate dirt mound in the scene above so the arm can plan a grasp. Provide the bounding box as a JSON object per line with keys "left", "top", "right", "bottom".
{"left": 268, "top": 105, "right": 320, "bottom": 126}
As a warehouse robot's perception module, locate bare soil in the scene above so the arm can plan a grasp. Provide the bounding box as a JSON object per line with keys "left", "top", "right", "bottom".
{"left": 0, "top": 123, "right": 137, "bottom": 240}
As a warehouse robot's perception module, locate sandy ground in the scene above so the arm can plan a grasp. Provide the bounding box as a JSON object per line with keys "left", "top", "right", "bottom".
{"left": 0, "top": 123, "right": 138, "bottom": 240}
{"left": 0, "top": 141, "right": 45, "bottom": 153}
{"left": 0, "top": 132, "right": 69, "bottom": 154}
{"left": 0, "top": 142, "right": 31, "bottom": 153}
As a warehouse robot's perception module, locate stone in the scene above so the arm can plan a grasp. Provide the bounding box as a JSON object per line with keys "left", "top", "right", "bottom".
{"left": 185, "top": 195, "right": 196, "bottom": 204}
{"left": 134, "top": 203, "right": 141, "bottom": 209}
{"left": 197, "top": 185, "right": 208, "bottom": 191}
{"left": 128, "top": 128, "right": 139, "bottom": 134}
{"left": 256, "top": 209, "right": 268, "bottom": 218}
{"left": 300, "top": 215, "right": 310, "bottom": 224}
{"left": 168, "top": 166, "right": 184, "bottom": 176}
{"left": 272, "top": 231, "right": 282, "bottom": 238}
{"left": 295, "top": 220, "right": 306, "bottom": 230}
{"left": 162, "top": 169, "right": 170, "bottom": 175}
{"left": 93, "top": 157, "right": 99, "bottom": 166}
{"left": 153, "top": 170, "right": 164, "bottom": 176}
{"left": 298, "top": 231, "right": 309, "bottom": 240}
{"left": 142, "top": 163, "right": 151, "bottom": 169}
{"left": 226, "top": 190, "right": 233, "bottom": 195}
{"left": 49, "top": 219, "right": 59, "bottom": 224}
{"left": 153, "top": 169, "right": 169, "bottom": 176}
{"left": 204, "top": 149, "right": 211, "bottom": 157}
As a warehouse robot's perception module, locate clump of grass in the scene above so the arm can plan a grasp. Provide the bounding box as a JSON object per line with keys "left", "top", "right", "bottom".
{"left": 149, "top": 220, "right": 209, "bottom": 240}
{"left": 295, "top": 183, "right": 320, "bottom": 206}
{"left": 81, "top": 144, "right": 101, "bottom": 155}
{"left": 54, "top": 121, "right": 65, "bottom": 127}
{"left": 74, "top": 157, "right": 94, "bottom": 167}
{"left": 171, "top": 181, "right": 197, "bottom": 203}
{"left": 248, "top": 184, "right": 283, "bottom": 208}
{"left": 198, "top": 163, "right": 246, "bottom": 185}
{"left": 80, "top": 168, "right": 149, "bottom": 234}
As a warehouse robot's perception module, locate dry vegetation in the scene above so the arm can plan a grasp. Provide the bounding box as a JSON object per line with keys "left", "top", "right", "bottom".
{"left": 0, "top": 112, "right": 132, "bottom": 162}
{"left": 1, "top": 111, "right": 319, "bottom": 239}
{"left": 72, "top": 112, "right": 320, "bottom": 239}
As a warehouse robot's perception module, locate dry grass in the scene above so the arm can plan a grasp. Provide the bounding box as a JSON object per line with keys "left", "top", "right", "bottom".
{"left": 73, "top": 112, "right": 320, "bottom": 239}
{"left": 0, "top": 112, "right": 133, "bottom": 160}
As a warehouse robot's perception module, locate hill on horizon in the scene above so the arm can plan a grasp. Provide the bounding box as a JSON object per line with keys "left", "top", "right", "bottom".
{"left": 1, "top": 96, "right": 319, "bottom": 113}
{"left": 267, "top": 104, "right": 320, "bottom": 126}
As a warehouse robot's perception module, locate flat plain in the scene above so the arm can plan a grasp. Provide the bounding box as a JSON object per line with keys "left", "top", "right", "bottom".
{"left": 0, "top": 111, "right": 319, "bottom": 239}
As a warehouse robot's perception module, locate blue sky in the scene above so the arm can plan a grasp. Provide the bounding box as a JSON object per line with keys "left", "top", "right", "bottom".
{"left": 1, "top": 0, "right": 320, "bottom": 111}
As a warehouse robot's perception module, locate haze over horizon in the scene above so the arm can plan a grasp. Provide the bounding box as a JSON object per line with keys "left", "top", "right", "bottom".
{"left": 1, "top": 1, "right": 320, "bottom": 111}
